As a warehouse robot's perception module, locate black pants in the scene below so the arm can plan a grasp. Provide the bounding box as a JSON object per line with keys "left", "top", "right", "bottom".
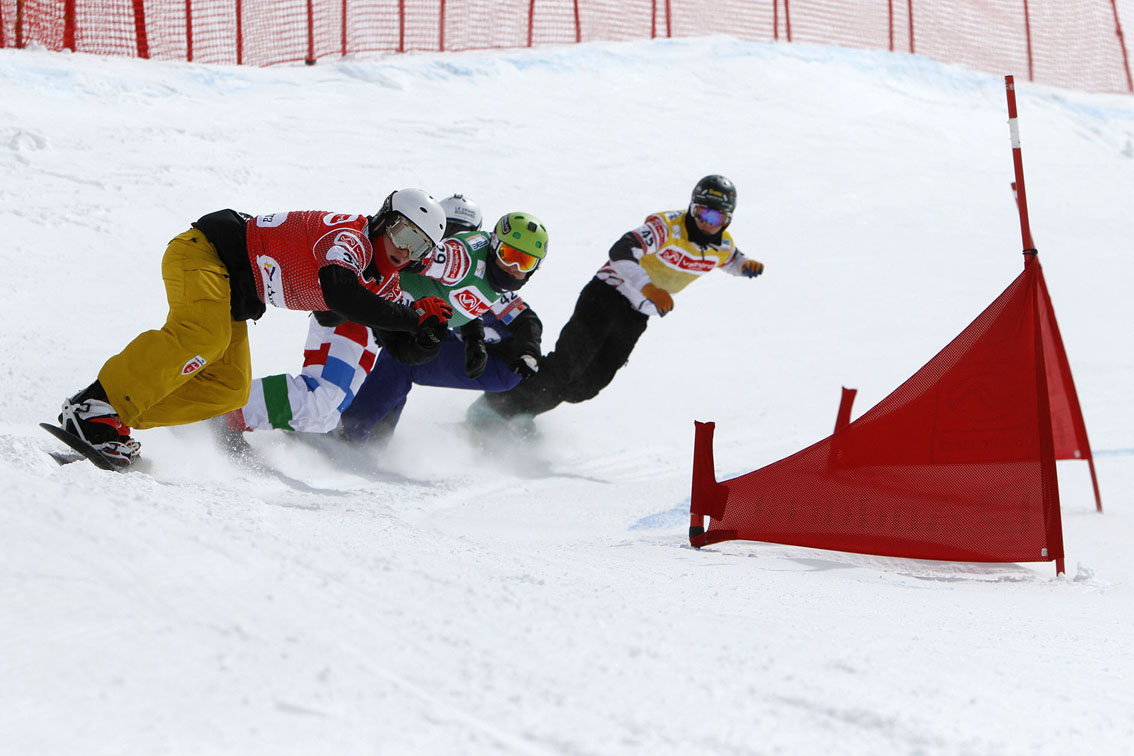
{"left": 486, "top": 278, "right": 648, "bottom": 418}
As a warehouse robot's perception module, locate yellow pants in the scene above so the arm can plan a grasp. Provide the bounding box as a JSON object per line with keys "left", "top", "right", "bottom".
{"left": 98, "top": 230, "right": 252, "bottom": 429}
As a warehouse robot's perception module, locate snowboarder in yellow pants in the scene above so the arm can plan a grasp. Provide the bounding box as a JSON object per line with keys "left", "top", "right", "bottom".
{"left": 55, "top": 190, "right": 452, "bottom": 467}
{"left": 98, "top": 229, "right": 252, "bottom": 430}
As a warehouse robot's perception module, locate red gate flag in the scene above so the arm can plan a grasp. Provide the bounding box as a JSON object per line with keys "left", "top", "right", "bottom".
{"left": 690, "top": 255, "right": 1078, "bottom": 574}
{"left": 1037, "top": 267, "right": 1103, "bottom": 510}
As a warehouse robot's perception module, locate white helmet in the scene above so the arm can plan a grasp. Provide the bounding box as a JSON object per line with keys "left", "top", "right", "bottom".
{"left": 440, "top": 194, "right": 483, "bottom": 236}
{"left": 369, "top": 188, "right": 447, "bottom": 258}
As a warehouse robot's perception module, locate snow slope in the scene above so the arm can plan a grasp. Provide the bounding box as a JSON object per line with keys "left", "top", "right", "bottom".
{"left": 2, "top": 37, "right": 1133, "bottom": 755}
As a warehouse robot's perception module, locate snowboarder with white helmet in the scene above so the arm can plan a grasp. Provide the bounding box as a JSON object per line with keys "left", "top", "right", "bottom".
{"left": 339, "top": 209, "right": 548, "bottom": 444}
{"left": 53, "top": 188, "right": 453, "bottom": 467}
{"left": 221, "top": 189, "right": 459, "bottom": 437}
{"left": 472, "top": 174, "right": 764, "bottom": 428}
{"left": 439, "top": 193, "right": 483, "bottom": 237}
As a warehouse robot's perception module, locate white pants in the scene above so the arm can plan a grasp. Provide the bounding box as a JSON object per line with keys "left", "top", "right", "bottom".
{"left": 241, "top": 316, "right": 378, "bottom": 433}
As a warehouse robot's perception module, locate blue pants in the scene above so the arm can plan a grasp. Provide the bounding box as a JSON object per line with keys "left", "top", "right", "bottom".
{"left": 340, "top": 335, "right": 521, "bottom": 442}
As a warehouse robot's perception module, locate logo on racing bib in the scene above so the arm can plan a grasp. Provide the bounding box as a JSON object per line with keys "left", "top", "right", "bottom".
{"left": 317, "top": 229, "right": 368, "bottom": 273}
{"left": 451, "top": 286, "right": 491, "bottom": 318}
{"left": 256, "top": 254, "right": 287, "bottom": 308}
{"left": 658, "top": 246, "right": 716, "bottom": 273}
{"left": 323, "top": 213, "right": 360, "bottom": 226}
{"left": 435, "top": 238, "right": 471, "bottom": 285}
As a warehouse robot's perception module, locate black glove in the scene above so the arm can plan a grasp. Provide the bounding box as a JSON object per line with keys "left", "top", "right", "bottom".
{"left": 465, "top": 339, "right": 488, "bottom": 379}
{"left": 509, "top": 354, "right": 540, "bottom": 380}
{"left": 461, "top": 319, "right": 487, "bottom": 379}
{"left": 412, "top": 319, "right": 447, "bottom": 349}
{"left": 376, "top": 328, "right": 440, "bottom": 365}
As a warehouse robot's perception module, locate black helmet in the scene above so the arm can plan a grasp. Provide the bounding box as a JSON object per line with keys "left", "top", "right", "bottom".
{"left": 690, "top": 174, "right": 737, "bottom": 213}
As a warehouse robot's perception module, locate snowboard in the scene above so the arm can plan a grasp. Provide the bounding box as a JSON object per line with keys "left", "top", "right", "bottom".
{"left": 40, "top": 422, "right": 128, "bottom": 472}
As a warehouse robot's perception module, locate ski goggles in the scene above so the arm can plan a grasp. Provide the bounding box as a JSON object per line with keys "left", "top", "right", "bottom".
{"left": 386, "top": 215, "right": 435, "bottom": 260}
{"left": 493, "top": 240, "right": 542, "bottom": 273}
{"left": 691, "top": 203, "right": 731, "bottom": 228}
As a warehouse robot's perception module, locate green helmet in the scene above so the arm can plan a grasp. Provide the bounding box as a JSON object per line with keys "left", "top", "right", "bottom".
{"left": 492, "top": 212, "right": 548, "bottom": 261}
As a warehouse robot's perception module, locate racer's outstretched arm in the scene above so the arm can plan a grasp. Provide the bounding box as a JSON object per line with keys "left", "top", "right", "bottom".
{"left": 318, "top": 265, "right": 418, "bottom": 331}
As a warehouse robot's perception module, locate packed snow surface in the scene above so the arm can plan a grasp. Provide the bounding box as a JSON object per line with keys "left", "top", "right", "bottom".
{"left": 2, "top": 36, "right": 1133, "bottom": 755}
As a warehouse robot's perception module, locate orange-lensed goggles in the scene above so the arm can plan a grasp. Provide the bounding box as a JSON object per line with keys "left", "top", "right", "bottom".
{"left": 494, "top": 241, "right": 542, "bottom": 273}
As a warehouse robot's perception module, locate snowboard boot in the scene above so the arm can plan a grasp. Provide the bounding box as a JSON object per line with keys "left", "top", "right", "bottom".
{"left": 59, "top": 383, "right": 140, "bottom": 467}
{"left": 465, "top": 395, "right": 508, "bottom": 433}
{"left": 362, "top": 412, "right": 398, "bottom": 449}
{"left": 214, "top": 409, "right": 252, "bottom": 455}
{"left": 466, "top": 396, "right": 540, "bottom": 444}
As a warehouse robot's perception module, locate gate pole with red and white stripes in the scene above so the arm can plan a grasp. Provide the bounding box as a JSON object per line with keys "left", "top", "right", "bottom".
{"left": 1004, "top": 75, "right": 1037, "bottom": 256}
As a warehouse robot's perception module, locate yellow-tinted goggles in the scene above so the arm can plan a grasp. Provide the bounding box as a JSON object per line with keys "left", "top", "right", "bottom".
{"left": 386, "top": 216, "right": 435, "bottom": 260}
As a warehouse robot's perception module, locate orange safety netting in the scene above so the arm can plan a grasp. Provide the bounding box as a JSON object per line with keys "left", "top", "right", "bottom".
{"left": 3, "top": 0, "right": 1131, "bottom": 93}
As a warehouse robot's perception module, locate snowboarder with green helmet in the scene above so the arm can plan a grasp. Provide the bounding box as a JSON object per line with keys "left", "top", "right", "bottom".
{"left": 339, "top": 210, "right": 549, "bottom": 443}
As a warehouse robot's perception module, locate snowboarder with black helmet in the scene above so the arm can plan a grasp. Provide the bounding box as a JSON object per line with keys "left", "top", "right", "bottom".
{"left": 471, "top": 174, "right": 764, "bottom": 430}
